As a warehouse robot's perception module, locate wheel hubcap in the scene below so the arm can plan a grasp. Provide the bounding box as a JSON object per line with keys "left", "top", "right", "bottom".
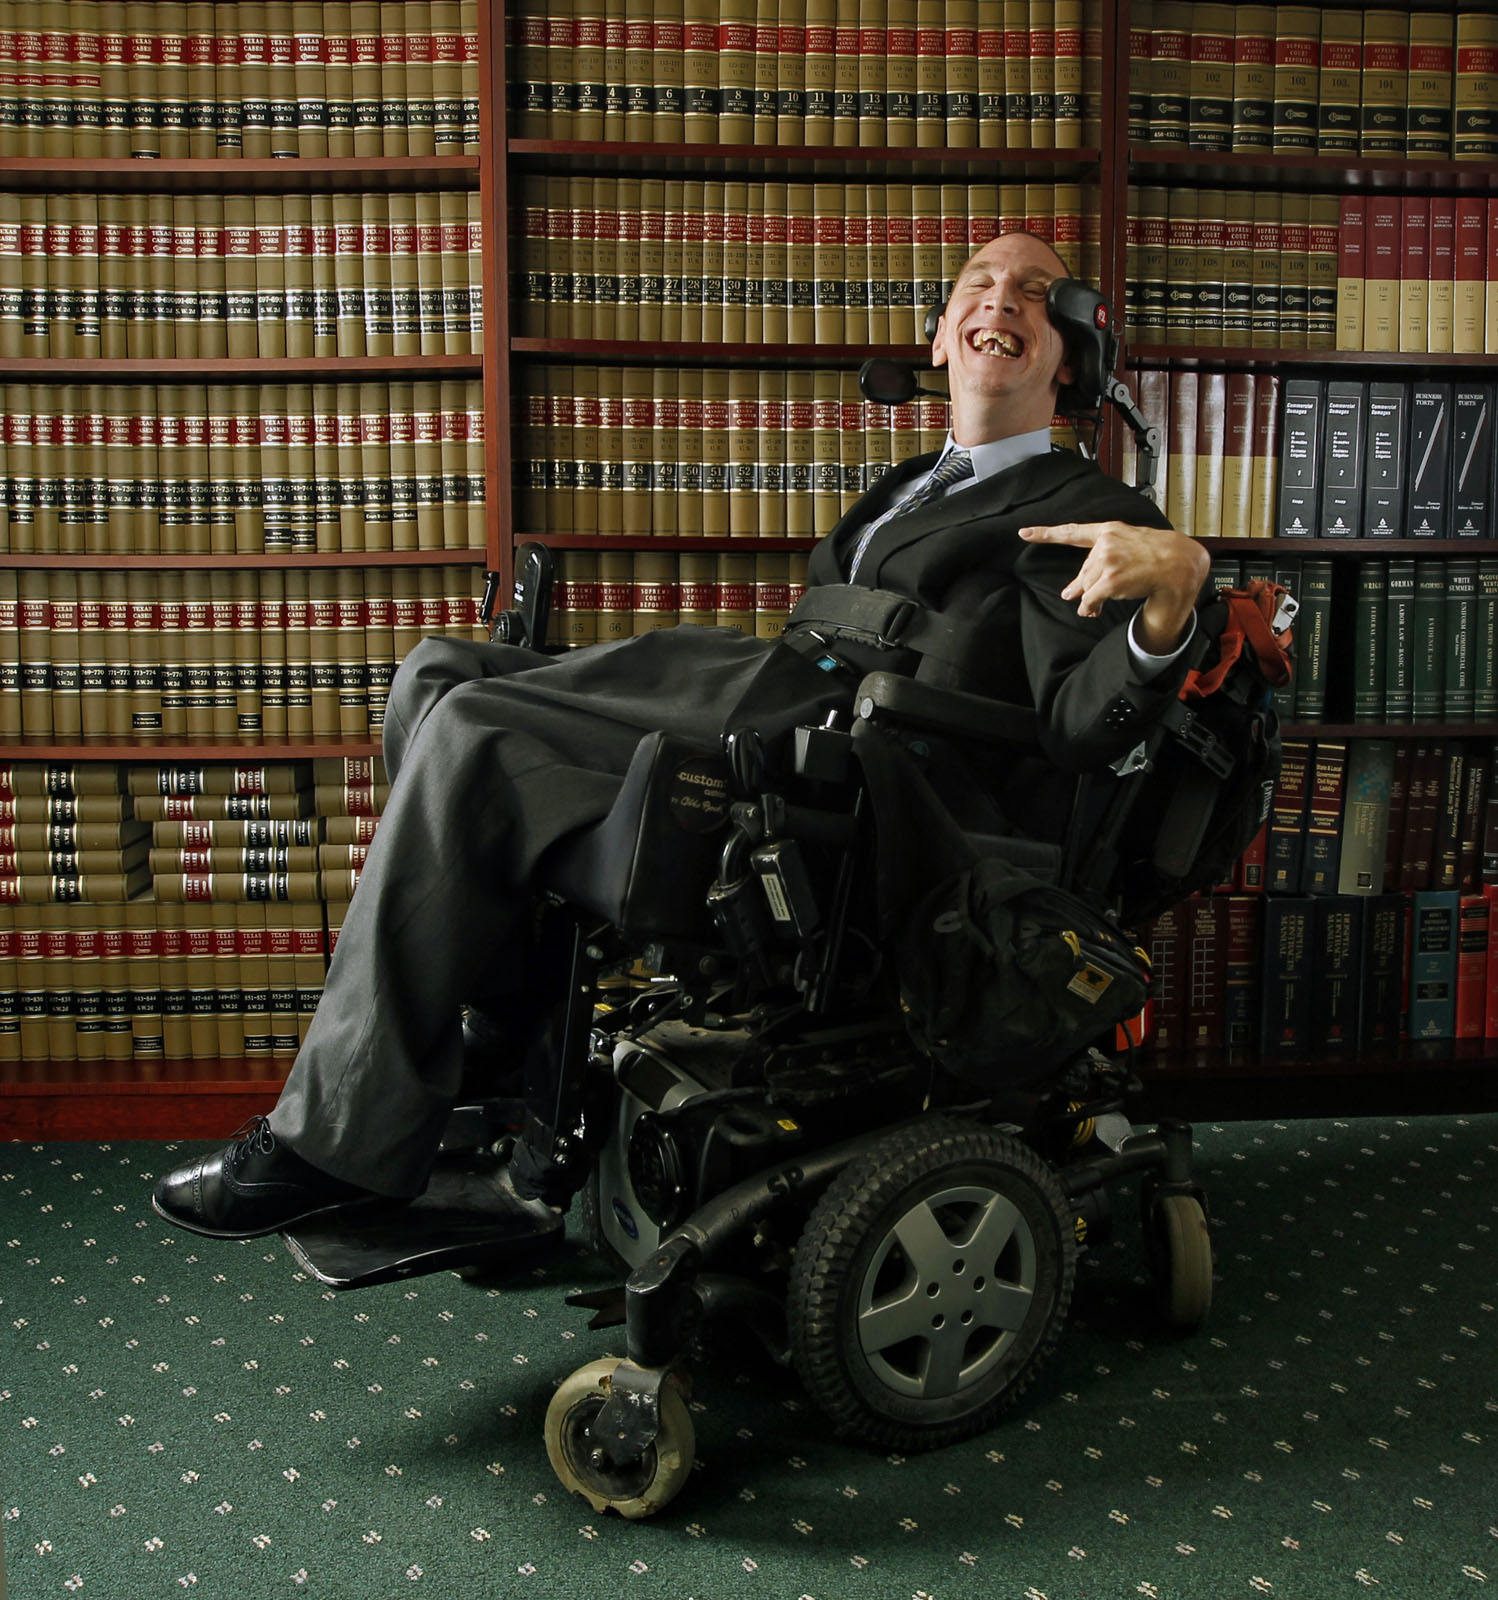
{"left": 856, "top": 1184, "right": 1038, "bottom": 1399}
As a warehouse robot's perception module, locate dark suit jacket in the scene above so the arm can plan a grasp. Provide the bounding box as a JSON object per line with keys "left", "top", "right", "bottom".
{"left": 803, "top": 447, "right": 1190, "bottom": 775}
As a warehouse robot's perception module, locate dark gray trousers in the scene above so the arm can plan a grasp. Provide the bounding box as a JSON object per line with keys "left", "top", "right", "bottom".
{"left": 266, "top": 626, "right": 806, "bottom": 1197}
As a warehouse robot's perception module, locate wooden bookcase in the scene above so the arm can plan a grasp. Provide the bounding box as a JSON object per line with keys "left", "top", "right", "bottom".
{"left": 5, "top": 0, "right": 1498, "bottom": 1139}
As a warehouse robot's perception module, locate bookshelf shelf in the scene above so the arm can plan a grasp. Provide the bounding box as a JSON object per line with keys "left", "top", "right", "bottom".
{"left": 512, "top": 533, "right": 819, "bottom": 552}
{"left": 511, "top": 338, "right": 931, "bottom": 367}
{"left": 0, "top": 743, "right": 382, "bottom": 761}
{"left": 0, "top": 1065, "right": 289, "bottom": 1143}
{"left": 1126, "top": 346, "right": 1498, "bottom": 372}
{"left": 0, "top": 355, "right": 484, "bottom": 380}
{"left": 1129, "top": 149, "right": 1498, "bottom": 197}
{"left": 1202, "top": 538, "right": 1498, "bottom": 557}
{"left": 2, "top": 551, "right": 486, "bottom": 570}
{"left": 507, "top": 139, "right": 1103, "bottom": 181}
{"left": 1281, "top": 722, "right": 1498, "bottom": 741}
{"left": 0, "top": 156, "right": 481, "bottom": 193}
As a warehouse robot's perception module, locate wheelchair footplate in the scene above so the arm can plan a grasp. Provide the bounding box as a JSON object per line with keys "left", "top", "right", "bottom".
{"left": 281, "top": 1148, "right": 565, "bottom": 1291}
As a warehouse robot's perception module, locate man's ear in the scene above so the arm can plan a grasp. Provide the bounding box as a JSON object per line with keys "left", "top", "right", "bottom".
{"left": 929, "top": 310, "right": 949, "bottom": 368}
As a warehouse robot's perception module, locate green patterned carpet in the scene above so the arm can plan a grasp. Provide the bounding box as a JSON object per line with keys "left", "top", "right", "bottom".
{"left": 3, "top": 1116, "right": 1495, "bottom": 1599}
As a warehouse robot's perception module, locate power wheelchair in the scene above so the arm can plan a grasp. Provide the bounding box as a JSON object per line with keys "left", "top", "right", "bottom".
{"left": 280, "top": 545, "right": 1215, "bottom": 1520}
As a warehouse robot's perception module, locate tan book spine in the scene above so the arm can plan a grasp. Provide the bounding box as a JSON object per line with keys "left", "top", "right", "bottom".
{"left": 701, "top": 179, "right": 726, "bottom": 343}
{"left": 236, "top": 0, "right": 273, "bottom": 157}
{"left": 944, "top": 0, "right": 977, "bottom": 148}
{"left": 175, "top": 570, "right": 209, "bottom": 741}
{"left": 756, "top": 181, "right": 784, "bottom": 343}
{"left": 67, "top": 1, "right": 104, "bottom": 160}
{"left": 810, "top": 368, "right": 841, "bottom": 530}
{"left": 386, "top": 190, "right": 420, "bottom": 355}
{"left": 784, "top": 181, "right": 815, "bottom": 343}
{"left": 1407, "top": 12, "right": 1453, "bottom": 160}
{"left": 204, "top": 570, "right": 237, "bottom": 740}
{"left": 461, "top": 378, "right": 485, "bottom": 552}
{"left": 329, "top": 195, "right": 367, "bottom": 356}
{"left": 938, "top": 182, "right": 967, "bottom": 303}
{"left": 359, "top": 191, "right": 393, "bottom": 355}
{"left": 756, "top": 368, "right": 786, "bottom": 536}
{"left": 42, "top": 196, "right": 74, "bottom": 361}
{"left": 374, "top": 0, "right": 408, "bottom": 154}
{"left": 567, "top": 175, "right": 598, "bottom": 341}
{"left": 407, "top": 191, "right": 442, "bottom": 354}
{"left": 209, "top": 1, "right": 243, "bottom": 154}
{"left": 45, "top": 571, "right": 79, "bottom": 743}
{"left": 330, "top": 568, "right": 366, "bottom": 738}
{"left": 153, "top": 570, "right": 186, "bottom": 740}
{"left": 912, "top": 182, "right": 941, "bottom": 333}
{"left": 358, "top": 569, "right": 392, "bottom": 731}
{"left": 142, "top": 194, "right": 173, "bottom": 359}
{"left": 516, "top": 366, "right": 547, "bottom": 535}
{"left": 260, "top": 0, "right": 296, "bottom": 156}
{"left": 402, "top": 0, "right": 435, "bottom": 154}
{"left": 632, "top": 177, "right": 661, "bottom": 343}
{"left": 629, "top": 550, "right": 676, "bottom": 634}
{"left": 347, "top": 0, "right": 381, "bottom": 154}
{"left": 440, "top": 193, "right": 471, "bottom": 355}
{"left": 782, "top": 369, "right": 814, "bottom": 536}
{"left": 1306, "top": 193, "right": 1339, "bottom": 351}
{"left": 712, "top": 552, "right": 752, "bottom": 632}
{"left": 884, "top": 181, "right": 912, "bottom": 340}
{"left": 254, "top": 387, "right": 287, "bottom": 554}
{"left": 1314, "top": 8, "right": 1360, "bottom": 156}
{"left": 1453, "top": 198, "right": 1486, "bottom": 355}
{"left": 280, "top": 568, "right": 312, "bottom": 741}
{"left": 230, "top": 568, "right": 262, "bottom": 740}
{"left": 17, "top": 193, "right": 48, "bottom": 359}
{"left": 974, "top": 0, "right": 1002, "bottom": 147}
{"left": 358, "top": 380, "right": 392, "bottom": 551}
{"left": 561, "top": 370, "right": 595, "bottom": 540}
{"left": 802, "top": 0, "right": 833, "bottom": 143}
{"left": 284, "top": 381, "right": 316, "bottom": 551}
{"left": 914, "top": 0, "right": 944, "bottom": 147}
{"left": 619, "top": 367, "right": 652, "bottom": 535}
{"left": 659, "top": 180, "right": 687, "bottom": 342}
{"left": 878, "top": 0, "right": 913, "bottom": 145}
{"left": 1246, "top": 191, "right": 1279, "bottom": 350}
{"left": 268, "top": 192, "right": 308, "bottom": 359}
{"left": 95, "top": 1, "right": 131, "bottom": 157}
{"left": 700, "top": 369, "right": 731, "bottom": 535}
{"left": 180, "top": 384, "right": 211, "bottom": 555}
{"left": 1247, "top": 371, "right": 1279, "bottom": 540}
{"left": 838, "top": 370, "right": 864, "bottom": 515}
{"left": 253, "top": 567, "right": 286, "bottom": 741}
{"left": 318, "top": 0, "right": 352, "bottom": 154}
{"left": 121, "top": 568, "right": 160, "bottom": 742}
{"left": 811, "top": 183, "right": 846, "bottom": 344}
{"left": 1454, "top": 13, "right": 1498, "bottom": 163}
{"left": 221, "top": 194, "right": 257, "bottom": 359}
{"left": 95, "top": 572, "right": 130, "bottom": 741}
{"left": 385, "top": 381, "right": 417, "bottom": 551}
{"left": 153, "top": 0, "right": 189, "bottom": 157}
{"left": 678, "top": 180, "right": 706, "bottom": 345}
{"left": 1360, "top": 10, "right": 1407, "bottom": 158}
{"left": 409, "top": 380, "right": 443, "bottom": 550}
{"left": 122, "top": 0, "right": 160, "bottom": 157}
{"left": 1399, "top": 195, "right": 1430, "bottom": 355}
{"left": 999, "top": 0, "right": 1029, "bottom": 147}
{"left": 30, "top": 382, "right": 60, "bottom": 553}
{"left": 590, "top": 367, "right": 622, "bottom": 537}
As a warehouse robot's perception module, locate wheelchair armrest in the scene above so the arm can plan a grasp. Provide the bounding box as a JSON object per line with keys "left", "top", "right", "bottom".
{"left": 853, "top": 671, "right": 1039, "bottom": 748}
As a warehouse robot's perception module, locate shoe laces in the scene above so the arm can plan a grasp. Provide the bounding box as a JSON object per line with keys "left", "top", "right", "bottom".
{"left": 226, "top": 1114, "right": 278, "bottom": 1167}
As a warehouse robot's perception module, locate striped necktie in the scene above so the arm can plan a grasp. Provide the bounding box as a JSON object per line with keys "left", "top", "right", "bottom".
{"left": 849, "top": 447, "right": 975, "bottom": 576}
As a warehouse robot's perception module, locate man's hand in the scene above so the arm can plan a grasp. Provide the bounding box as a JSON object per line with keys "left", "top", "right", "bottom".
{"left": 1017, "top": 520, "right": 1210, "bottom": 655}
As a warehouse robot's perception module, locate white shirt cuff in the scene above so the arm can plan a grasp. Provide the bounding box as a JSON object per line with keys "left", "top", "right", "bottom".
{"left": 1127, "top": 609, "right": 1196, "bottom": 677}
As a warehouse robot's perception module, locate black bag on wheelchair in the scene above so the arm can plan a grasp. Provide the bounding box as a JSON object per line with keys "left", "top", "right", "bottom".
{"left": 898, "top": 854, "right": 1150, "bottom": 1086}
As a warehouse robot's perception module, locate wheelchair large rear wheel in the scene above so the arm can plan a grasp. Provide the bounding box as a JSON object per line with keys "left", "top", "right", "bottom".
{"left": 789, "top": 1119, "right": 1076, "bottom": 1453}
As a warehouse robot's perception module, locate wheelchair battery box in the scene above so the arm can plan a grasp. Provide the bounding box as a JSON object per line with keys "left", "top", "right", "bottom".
{"left": 751, "top": 839, "right": 821, "bottom": 937}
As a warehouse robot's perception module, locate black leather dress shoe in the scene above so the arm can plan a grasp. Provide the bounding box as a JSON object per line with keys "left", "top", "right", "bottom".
{"left": 152, "top": 1116, "right": 391, "bottom": 1240}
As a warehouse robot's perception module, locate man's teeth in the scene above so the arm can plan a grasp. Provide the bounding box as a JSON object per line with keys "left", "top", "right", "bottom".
{"left": 971, "top": 329, "right": 1022, "bottom": 356}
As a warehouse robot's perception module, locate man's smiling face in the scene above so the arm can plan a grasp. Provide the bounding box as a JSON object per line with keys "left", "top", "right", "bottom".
{"left": 930, "top": 232, "right": 1074, "bottom": 445}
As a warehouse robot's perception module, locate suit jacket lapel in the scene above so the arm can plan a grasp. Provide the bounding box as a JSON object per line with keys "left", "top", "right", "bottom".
{"left": 821, "top": 451, "right": 938, "bottom": 577}
{"left": 855, "top": 451, "right": 1088, "bottom": 583}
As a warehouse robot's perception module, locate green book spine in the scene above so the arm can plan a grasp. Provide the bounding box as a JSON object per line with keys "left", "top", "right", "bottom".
{"left": 1384, "top": 558, "right": 1416, "bottom": 720}
{"left": 1352, "top": 559, "right": 1387, "bottom": 722}
{"left": 1444, "top": 557, "right": 1477, "bottom": 721}
{"left": 1291, "top": 558, "right": 1332, "bottom": 722}
{"left": 1475, "top": 558, "right": 1498, "bottom": 719}
{"left": 1412, "top": 559, "right": 1448, "bottom": 722}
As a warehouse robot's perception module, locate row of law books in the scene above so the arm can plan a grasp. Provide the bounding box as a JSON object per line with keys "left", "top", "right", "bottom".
{"left": 517, "top": 176, "right": 1098, "bottom": 348}
{"left": 0, "top": 190, "right": 484, "bottom": 361}
{"left": 1335, "top": 194, "right": 1498, "bottom": 356}
{"left": 1126, "top": 369, "right": 1284, "bottom": 541}
{"left": 549, "top": 547, "right": 809, "bottom": 648}
{"left": 1128, "top": 190, "right": 1498, "bottom": 356}
{"left": 1, "top": 565, "right": 487, "bottom": 746}
{"left": 512, "top": 0, "right": 1101, "bottom": 151}
{"left": 0, "top": 0, "right": 481, "bottom": 159}
{"left": 1139, "top": 886, "right": 1498, "bottom": 1056}
{"left": 0, "top": 758, "right": 385, "bottom": 908}
{"left": 0, "top": 899, "right": 328, "bottom": 1064}
{"left": 515, "top": 364, "right": 974, "bottom": 540}
{"left": 1127, "top": 3, "right": 1498, "bottom": 161}
{"left": 1277, "top": 376, "right": 1497, "bottom": 541}
{"left": 1126, "top": 188, "right": 1340, "bottom": 351}
{"left": 1267, "top": 738, "right": 1498, "bottom": 910}
{"left": 0, "top": 379, "right": 486, "bottom": 558}
{"left": 1211, "top": 553, "right": 1498, "bottom": 729}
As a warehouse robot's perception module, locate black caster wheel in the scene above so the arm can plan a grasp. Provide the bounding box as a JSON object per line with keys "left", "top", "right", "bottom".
{"left": 789, "top": 1118, "right": 1076, "bottom": 1452}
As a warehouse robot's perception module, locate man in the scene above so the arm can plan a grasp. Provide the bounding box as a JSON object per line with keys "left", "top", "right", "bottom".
{"left": 153, "top": 230, "right": 1208, "bottom": 1249}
